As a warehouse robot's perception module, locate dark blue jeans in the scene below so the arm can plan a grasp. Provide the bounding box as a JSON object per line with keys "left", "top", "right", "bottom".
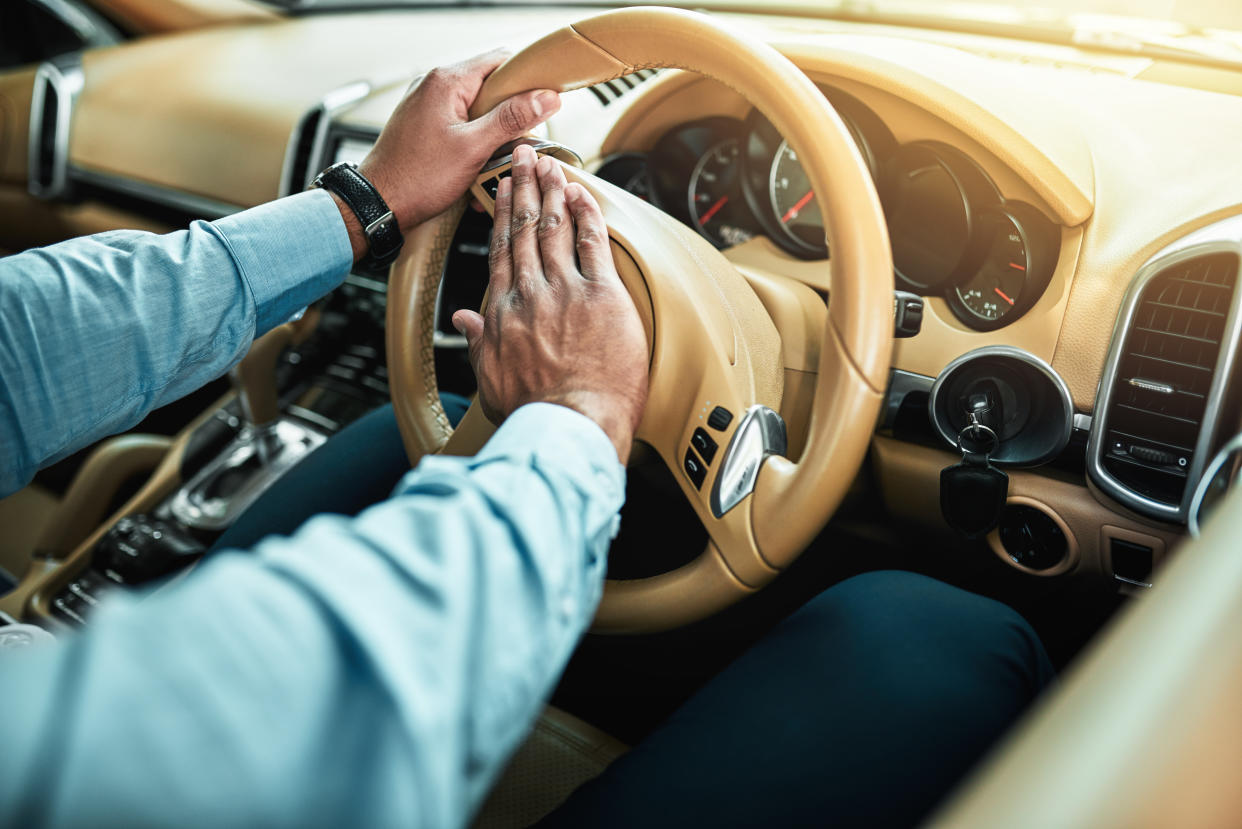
{"left": 216, "top": 401, "right": 1053, "bottom": 827}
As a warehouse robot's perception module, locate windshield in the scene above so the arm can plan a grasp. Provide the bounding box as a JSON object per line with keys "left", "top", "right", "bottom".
{"left": 262, "top": 0, "right": 1242, "bottom": 66}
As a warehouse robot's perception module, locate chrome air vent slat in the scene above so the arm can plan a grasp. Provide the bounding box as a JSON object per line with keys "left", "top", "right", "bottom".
{"left": 1088, "top": 216, "right": 1242, "bottom": 523}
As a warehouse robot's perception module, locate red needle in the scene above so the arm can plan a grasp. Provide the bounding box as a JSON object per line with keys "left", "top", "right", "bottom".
{"left": 699, "top": 195, "right": 729, "bottom": 225}
{"left": 781, "top": 190, "right": 815, "bottom": 224}
{"left": 994, "top": 287, "right": 1016, "bottom": 306}
{"left": 1008, "top": 262, "right": 1026, "bottom": 271}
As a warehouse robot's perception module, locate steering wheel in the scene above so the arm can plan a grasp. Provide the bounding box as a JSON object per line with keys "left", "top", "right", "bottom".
{"left": 386, "top": 7, "right": 893, "bottom": 634}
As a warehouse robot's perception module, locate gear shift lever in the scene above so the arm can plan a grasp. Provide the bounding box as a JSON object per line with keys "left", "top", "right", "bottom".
{"left": 169, "top": 322, "right": 327, "bottom": 531}
{"left": 230, "top": 326, "right": 294, "bottom": 463}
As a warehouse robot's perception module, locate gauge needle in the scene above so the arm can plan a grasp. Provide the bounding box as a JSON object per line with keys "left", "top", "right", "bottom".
{"left": 994, "top": 287, "right": 1016, "bottom": 306}
{"left": 781, "top": 190, "right": 815, "bottom": 224}
{"left": 699, "top": 195, "right": 729, "bottom": 225}
{"left": 1008, "top": 262, "right": 1026, "bottom": 271}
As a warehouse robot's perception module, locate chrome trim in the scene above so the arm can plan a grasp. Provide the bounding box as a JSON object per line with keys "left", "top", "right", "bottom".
{"left": 28, "top": 53, "right": 84, "bottom": 200}
{"left": 928, "top": 346, "right": 1074, "bottom": 467}
{"left": 1073, "top": 413, "right": 1094, "bottom": 432}
{"left": 1114, "top": 574, "right": 1153, "bottom": 590}
{"left": 1128, "top": 377, "right": 1174, "bottom": 395}
{"left": 1086, "top": 214, "right": 1242, "bottom": 524}
{"left": 481, "top": 140, "right": 584, "bottom": 174}
{"left": 68, "top": 166, "right": 242, "bottom": 219}
{"left": 29, "top": 0, "right": 120, "bottom": 46}
{"left": 710, "top": 405, "right": 787, "bottom": 518}
{"left": 1188, "top": 432, "right": 1242, "bottom": 538}
{"left": 170, "top": 419, "right": 328, "bottom": 531}
{"left": 279, "top": 80, "right": 372, "bottom": 197}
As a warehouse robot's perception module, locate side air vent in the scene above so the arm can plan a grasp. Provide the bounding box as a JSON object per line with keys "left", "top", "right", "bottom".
{"left": 1089, "top": 233, "right": 1242, "bottom": 523}
{"left": 280, "top": 105, "right": 326, "bottom": 196}
{"left": 27, "top": 54, "right": 84, "bottom": 200}
{"left": 279, "top": 81, "right": 371, "bottom": 197}
{"left": 588, "top": 69, "right": 661, "bottom": 106}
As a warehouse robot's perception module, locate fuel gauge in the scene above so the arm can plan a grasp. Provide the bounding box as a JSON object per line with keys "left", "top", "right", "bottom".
{"left": 954, "top": 212, "right": 1029, "bottom": 326}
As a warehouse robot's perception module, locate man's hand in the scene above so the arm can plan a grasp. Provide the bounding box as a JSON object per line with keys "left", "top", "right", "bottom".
{"left": 335, "top": 50, "right": 561, "bottom": 259}
{"left": 452, "top": 145, "right": 649, "bottom": 462}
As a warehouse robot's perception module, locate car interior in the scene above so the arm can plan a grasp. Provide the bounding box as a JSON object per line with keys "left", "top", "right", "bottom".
{"left": 3, "top": 0, "right": 1242, "bottom": 825}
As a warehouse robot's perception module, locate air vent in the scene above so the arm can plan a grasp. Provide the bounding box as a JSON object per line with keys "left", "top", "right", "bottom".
{"left": 27, "top": 54, "right": 83, "bottom": 200}
{"left": 279, "top": 81, "right": 370, "bottom": 196}
{"left": 588, "top": 69, "right": 661, "bottom": 106}
{"left": 1090, "top": 248, "right": 1242, "bottom": 520}
{"left": 280, "top": 105, "right": 325, "bottom": 196}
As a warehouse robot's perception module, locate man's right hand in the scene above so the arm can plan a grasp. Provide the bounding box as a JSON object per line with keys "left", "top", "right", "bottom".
{"left": 452, "top": 145, "right": 649, "bottom": 462}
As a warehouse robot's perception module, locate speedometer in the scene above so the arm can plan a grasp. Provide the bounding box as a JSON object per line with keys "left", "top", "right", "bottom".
{"left": 768, "top": 141, "right": 824, "bottom": 252}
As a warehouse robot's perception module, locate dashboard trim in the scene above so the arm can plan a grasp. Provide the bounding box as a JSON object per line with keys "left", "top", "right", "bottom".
{"left": 68, "top": 165, "right": 242, "bottom": 220}
{"left": 1086, "top": 214, "right": 1242, "bottom": 524}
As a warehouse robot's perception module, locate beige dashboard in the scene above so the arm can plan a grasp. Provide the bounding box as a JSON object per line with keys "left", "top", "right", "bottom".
{"left": 4, "top": 3, "right": 1242, "bottom": 592}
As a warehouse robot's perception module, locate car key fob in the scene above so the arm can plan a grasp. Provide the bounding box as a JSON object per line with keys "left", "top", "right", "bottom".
{"left": 940, "top": 460, "right": 1009, "bottom": 539}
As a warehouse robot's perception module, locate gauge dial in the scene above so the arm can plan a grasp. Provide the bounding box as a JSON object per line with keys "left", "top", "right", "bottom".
{"left": 594, "top": 153, "right": 655, "bottom": 204}
{"left": 687, "top": 139, "right": 753, "bottom": 248}
{"left": 955, "top": 213, "right": 1029, "bottom": 323}
{"left": 768, "top": 141, "right": 824, "bottom": 252}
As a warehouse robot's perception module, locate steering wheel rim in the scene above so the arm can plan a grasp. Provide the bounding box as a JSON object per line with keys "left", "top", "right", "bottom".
{"left": 386, "top": 7, "right": 893, "bottom": 634}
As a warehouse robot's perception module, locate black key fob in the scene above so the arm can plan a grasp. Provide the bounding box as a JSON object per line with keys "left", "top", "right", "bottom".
{"left": 940, "top": 460, "right": 1009, "bottom": 539}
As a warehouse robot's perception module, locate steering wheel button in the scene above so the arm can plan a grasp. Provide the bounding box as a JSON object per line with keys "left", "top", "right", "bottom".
{"left": 707, "top": 406, "right": 733, "bottom": 431}
{"left": 691, "top": 428, "right": 718, "bottom": 464}
{"left": 683, "top": 449, "right": 707, "bottom": 489}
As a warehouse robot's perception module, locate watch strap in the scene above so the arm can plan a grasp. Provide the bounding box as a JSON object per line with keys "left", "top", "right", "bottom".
{"left": 312, "top": 161, "right": 403, "bottom": 271}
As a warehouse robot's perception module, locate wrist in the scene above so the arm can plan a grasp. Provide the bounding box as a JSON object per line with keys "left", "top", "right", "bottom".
{"left": 313, "top": 162, "right": 403, "bottom": 271}
{"left": 329, "top": 192, "right": 368, "bottom": 263}
{"left": 540, "top": 391, "right": 639, "bottom": 463}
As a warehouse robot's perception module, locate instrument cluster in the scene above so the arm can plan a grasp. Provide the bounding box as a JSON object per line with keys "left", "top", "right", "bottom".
{"left": 594, "top": 86, "right": 1061, "bottom": 331}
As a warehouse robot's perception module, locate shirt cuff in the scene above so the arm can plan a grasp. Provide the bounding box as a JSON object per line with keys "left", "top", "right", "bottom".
{"left": 480, "top": 402, "right": 627, "bottom": 506}
{"left": 210, "top": 189, "right": 353, "bottom": 335}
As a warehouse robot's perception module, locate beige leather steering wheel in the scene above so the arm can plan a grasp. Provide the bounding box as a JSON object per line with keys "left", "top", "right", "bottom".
{"left": 387, "top": 7, "right": 893, "bottom": 634}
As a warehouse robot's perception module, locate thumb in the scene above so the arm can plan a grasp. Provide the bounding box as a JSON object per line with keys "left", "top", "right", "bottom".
{"left": 452, "top": 309, "right": 485, "bottom": 366}
{"left": 472, "top": 89, "right": 561, "bottom": 148}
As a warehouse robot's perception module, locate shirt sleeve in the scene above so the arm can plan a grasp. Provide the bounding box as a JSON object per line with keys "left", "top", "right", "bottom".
{"left": 0, "top": 189, "right": 353, "bottom": 497}
{"left": 0, "top": 402, "right": 626, "bottom": 829}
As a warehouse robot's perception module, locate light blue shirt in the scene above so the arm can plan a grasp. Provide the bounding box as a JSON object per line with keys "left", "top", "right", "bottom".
{"left": 0, "top": 191, "right": 625, "bottom": 827}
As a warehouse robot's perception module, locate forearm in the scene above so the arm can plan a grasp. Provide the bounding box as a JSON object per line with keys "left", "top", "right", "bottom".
{"left": 0, "top": 404, "right": 623, "bottom": 828}
{"left": 0, "top": 190, "right": 352, "bottom": 496}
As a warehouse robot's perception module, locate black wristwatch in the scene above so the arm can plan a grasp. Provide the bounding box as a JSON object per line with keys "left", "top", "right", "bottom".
{"left": 312, "top": 161, "right": 404, "bottom": 272}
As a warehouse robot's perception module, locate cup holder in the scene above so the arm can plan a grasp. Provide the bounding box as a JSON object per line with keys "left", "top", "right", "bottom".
{"left": 928, "top": 346, "right": 1074, "bottom": 467}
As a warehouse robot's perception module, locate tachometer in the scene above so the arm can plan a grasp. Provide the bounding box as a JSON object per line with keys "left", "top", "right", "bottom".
{"left": 687, "top": 139, "right": 753, "bottom": 248}
{"left": 768, "top": 141, "right": 824, "bottom": 252}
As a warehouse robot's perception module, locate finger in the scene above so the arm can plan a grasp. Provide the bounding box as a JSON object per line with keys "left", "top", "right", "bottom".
{"left": 452, "top": 48, "right": 512, "bottom": 89}
{"left": 451, "top": 308, "right": 486, "bottom": 370}
{"left": 564, "top": 183, "right": 614, "bottom": 281}
{"left": 487, "top": 176, "right": 514, "bottom": 295}
{"left": 535, "top": 157, "right": 575, "bottom": 282}
{"left": 508, "top": 144, "right": 543, "bottom": 289}
{"left": 470, "top": 89, "right": 561, "bottom": 149}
